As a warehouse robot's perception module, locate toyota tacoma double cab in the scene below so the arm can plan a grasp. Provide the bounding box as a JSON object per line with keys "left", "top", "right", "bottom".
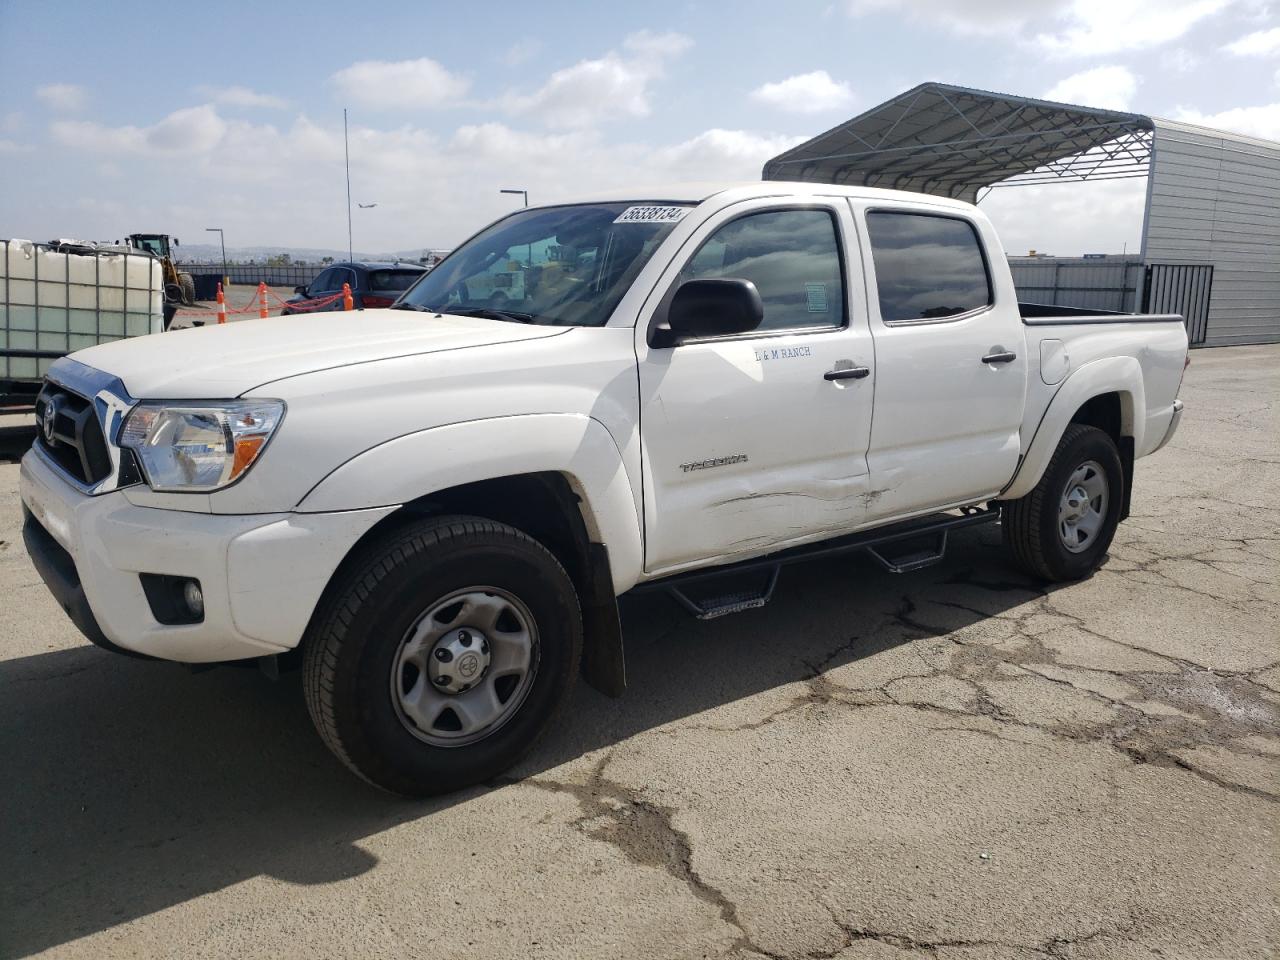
{"left": 20, "top": 182, "right": 1189, "bottom": 795}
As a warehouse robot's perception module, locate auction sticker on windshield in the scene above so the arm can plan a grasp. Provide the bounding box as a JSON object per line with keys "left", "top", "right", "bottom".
{"left": 613, "top": 205, "right": 691, "bottom": 224}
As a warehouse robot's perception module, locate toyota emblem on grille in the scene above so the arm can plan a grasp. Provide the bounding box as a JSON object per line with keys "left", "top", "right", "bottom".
{"left": 41, "top": 398, "right": 60, "bottom": 445}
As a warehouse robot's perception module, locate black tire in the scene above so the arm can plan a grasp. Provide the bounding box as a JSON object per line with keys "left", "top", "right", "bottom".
{"left": 178, "top": 272, "right": 196, "bottom": 305}
{"left": 1001, "top": 424, "right": 1124, "bottom": 582}
{"left": 303, "top": 514, "right": 582, "bottom": 796}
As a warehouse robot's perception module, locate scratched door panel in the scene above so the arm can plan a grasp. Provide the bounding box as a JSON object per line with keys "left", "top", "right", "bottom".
{"left": 639, "top": 331, "right": 874, "bottom": 572}
{"left": 634, "top": 196, "right": 876, "bottom": 574}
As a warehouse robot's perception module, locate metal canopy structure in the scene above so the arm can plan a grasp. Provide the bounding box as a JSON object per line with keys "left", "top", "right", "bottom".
{"left": 763, "top": 82, "right": 1155, "bottom": 202}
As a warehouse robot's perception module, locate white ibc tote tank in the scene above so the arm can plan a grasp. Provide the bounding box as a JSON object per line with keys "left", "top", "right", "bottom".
{"left": 1, "top": 239, "right": 164, "bottom": 384}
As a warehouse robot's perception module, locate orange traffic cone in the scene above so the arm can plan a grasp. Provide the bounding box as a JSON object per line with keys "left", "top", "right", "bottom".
{"left": 342, "top": 282, "right": 354, "bottom": 311}
{"left": 258, "top": 282, "right": 268, "bottom": 319}
{"left": 216, "top": 283, "right": 227, "bottom": 324}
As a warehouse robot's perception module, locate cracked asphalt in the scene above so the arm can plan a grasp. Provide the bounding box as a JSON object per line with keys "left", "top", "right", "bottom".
{"left": 1, "top": 344, "right": 1277, "bottom": 959}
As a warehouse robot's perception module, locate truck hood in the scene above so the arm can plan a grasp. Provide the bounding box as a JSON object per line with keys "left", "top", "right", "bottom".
{"left": 68, "top": 310, "right": 568, "bottom": 398}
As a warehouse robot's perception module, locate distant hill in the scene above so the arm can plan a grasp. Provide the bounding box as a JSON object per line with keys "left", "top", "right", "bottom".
{"left": 176, "top": 243, "right": 448, "bottom": 264}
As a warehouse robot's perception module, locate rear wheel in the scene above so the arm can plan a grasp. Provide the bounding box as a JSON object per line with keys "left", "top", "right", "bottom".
{"left": 303, "top": 515, "right": 582, "bottom": 796}
{"left": 178, "top": 271, "right": 196, "bottom": 305}
{"left": 1002, "top": 424, "right": 1123, "bottom": 581}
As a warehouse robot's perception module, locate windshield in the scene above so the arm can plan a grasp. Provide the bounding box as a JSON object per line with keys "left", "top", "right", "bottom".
{"left": 398, "top": 202, "right": 692, "bottom": 326}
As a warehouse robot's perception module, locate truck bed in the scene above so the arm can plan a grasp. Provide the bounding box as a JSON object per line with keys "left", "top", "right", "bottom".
{"left": 1020, "top": 301, "right": 1185, "bottom": 326}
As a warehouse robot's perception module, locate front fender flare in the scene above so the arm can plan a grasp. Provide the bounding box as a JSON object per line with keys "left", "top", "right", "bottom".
{"left": 1002, "top": 357, "right": 1144, "bottom": 501}
{"left": 296, "top": 413, "right": 643, "bottom": 594}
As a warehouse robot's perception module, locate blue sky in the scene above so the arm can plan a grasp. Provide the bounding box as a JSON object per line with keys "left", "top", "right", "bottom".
{"left": 1, "top": 0, "right": 1277, "bottom": 256}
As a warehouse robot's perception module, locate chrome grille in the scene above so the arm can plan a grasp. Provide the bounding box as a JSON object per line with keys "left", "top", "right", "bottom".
{"left": 34, "top": 382, "right": 112, "bottom": 485}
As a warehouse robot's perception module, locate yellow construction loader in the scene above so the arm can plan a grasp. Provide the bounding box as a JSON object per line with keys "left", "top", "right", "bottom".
{"left": 125, "top": 234, "right": 195, "bottom": 329}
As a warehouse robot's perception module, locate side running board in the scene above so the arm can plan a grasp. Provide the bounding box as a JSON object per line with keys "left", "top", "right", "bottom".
{"left": 633, "top": 507, "right": 998, "bottom": 619}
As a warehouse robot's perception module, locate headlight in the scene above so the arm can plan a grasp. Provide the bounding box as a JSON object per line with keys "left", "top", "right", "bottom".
{"left": 119, "top": 400, "right": 285, "bottom": 492}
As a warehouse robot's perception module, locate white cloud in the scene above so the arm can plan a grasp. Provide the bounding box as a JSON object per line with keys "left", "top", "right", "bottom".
{"left": 331, "top": 57, "right": 470, "bottom": 108}
{"left": 1035, "top": 0, "right": 1234, "bottom": 57}
{"left": 1173, "top": 102, "right": 1280, "bottom": 139}
{"left": 847, "top": 0, "right": 1234, "bottom": 54}
{"left": 502, "top": 38, "right": 542, "bottom": 66}
{"left": 846, "top": 0, "right": 1055, "bottom": 36}
{"left": 196, "top": 85, "right": 289, "bottom": 109}
{"left": 28, "top": 99, "right": 797, "bottom": 249}
{"left": 0, "top": 139, "right": 33, "bottom": 154}
{"left": 750, "top": 71, "right": 856, "bottom": 114}
{"left": 1162, "top": 48, "right": 1201, "bottom": 72}
{"left": 35, "top": 83, "right": 87, "bottom": 112}
{"left": 621, "top": 29, "right": 694, "bottom": 60}
{"left": 981, "top": 177, "right": 1146, "bottom": 256}
{"left": 1043, "top": 66, "right": 1140, "bottom": 110}
{"left": 51, "top": 104, "right": 227, "bottom": 155}
{"left": 502, "top": 30, "right": 692, "bottom": 128}
{"left": 653, "top": 129, "right": 807, "bottom": 179}
{"left": 1222, "top": 26, "right": 1280, "bottom": 55}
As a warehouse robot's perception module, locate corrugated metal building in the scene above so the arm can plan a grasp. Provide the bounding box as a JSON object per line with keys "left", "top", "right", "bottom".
{"left": 1142, "top": 120, "right": 1279, "bottom": 346}
{"left": 764, "top": 84, "right": 1280, "bottom": 347}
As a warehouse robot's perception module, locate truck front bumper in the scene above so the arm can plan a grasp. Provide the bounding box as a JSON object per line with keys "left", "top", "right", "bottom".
{"left": 19, "top": 450, "right": 395, "bottom": 663}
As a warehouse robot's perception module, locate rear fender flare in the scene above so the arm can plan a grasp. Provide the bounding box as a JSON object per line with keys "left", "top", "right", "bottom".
{"left": 1002, "top": 357, "right": 1144, "bottom": 501}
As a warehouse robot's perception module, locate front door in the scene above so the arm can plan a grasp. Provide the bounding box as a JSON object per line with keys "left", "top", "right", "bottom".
{"left": 636, "top": 199, "right": 876, "bottom": 574}
{"left": 855, "top": 202, "right": 1028, "bottom": 521}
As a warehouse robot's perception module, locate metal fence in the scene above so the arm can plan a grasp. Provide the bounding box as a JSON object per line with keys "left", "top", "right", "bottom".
{"left": 1008, "top": 256, "right": 1146, "bottom": 313}
{"left": 1143, "top": 263, "right": 1214, "bottom": 346}
{"left": 176, "top": 263, "right": 327, "bottom": 287}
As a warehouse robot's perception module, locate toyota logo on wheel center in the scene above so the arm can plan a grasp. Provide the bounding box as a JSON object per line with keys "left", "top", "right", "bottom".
{"left": 457, "top": 653, "right": 480, "bottom": 679}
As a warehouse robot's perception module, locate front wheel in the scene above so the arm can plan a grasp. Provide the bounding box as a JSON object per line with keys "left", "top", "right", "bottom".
{"left": 303, "top": 515, "right": 582, "bottom": 796}
{"left": 1001, "top": 424, "right": 1124, "bottom": 581}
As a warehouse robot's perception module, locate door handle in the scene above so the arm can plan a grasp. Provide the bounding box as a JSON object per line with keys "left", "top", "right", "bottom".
{"left": 824, "top": 366, "right": 870, "bottom": 381}
{"left": 981, "top": 351, "right": 1017, "bottom": 364}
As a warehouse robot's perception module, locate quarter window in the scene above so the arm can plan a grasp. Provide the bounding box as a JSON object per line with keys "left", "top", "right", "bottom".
{"left": 866, "top": 212, "right": 992, "bottom": 323}
{"left": 678, "top": 209, "right": 845, "bottom": 332}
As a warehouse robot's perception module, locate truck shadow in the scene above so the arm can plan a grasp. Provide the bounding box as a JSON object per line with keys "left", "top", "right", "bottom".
{"left": 0, "top": 525, "right": 1049, "bottom": 957}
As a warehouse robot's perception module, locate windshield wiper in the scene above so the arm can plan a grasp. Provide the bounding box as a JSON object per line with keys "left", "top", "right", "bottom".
{"left": 390, "top": 302, "right": 431, "bottom": 311}
{"left": 446, "top": 307, "right": 539, "bottom": 324}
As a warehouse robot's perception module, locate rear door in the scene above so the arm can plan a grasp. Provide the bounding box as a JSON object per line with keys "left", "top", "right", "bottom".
{"left": 854, "top": 201, "right": 1027, "bottom": 521}
{"left": 636, "top": 198, "right": 876, "bottom": 574}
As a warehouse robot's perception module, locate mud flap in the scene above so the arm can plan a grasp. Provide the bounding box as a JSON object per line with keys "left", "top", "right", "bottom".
{"left": 580, "top": 543, "right": 626, "bottom": 697}
{"left": 1119, "top": 436, "right": 1134, "bottom": 522}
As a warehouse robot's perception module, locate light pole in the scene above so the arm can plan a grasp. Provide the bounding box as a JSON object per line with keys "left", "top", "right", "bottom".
{"left": 344, "top": 108, "right": 353, "bottom": 262}
{"left": 500, "top": 189, "right": 530, "bottom": 264}
{"left": 205, "top": 227, "right": 227, "bottom": 286}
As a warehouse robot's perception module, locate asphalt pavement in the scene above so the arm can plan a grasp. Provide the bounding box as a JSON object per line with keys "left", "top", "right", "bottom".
{"left": 0, "top": 345, "right": 1277, "bottom": 959}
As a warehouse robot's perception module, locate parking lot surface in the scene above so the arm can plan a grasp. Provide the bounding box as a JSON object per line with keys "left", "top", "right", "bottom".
{"left": 1, "top": 345, "right": 1277, "bottom": 959}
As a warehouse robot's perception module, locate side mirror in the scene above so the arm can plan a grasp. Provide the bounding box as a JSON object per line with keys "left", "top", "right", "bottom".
{"left": 173, "top": 238, "right": 179, "bottom": 246}
{"left": 652, "top": 278, "right": 764, "bottom": 347}
{"left": 294, "top": 285, "right": 309, "bottom": 296}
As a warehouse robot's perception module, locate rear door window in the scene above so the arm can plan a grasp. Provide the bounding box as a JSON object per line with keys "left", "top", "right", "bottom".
{"left": 866, "top": 212, "right": 992, "bottom": 323}
{"left": 678, "top": 208, "right": 845, "bottom": 332}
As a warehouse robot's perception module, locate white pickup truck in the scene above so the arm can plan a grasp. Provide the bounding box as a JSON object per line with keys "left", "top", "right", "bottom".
{"left": 19, "top": 182, "right": 1188, "bottom": 794}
